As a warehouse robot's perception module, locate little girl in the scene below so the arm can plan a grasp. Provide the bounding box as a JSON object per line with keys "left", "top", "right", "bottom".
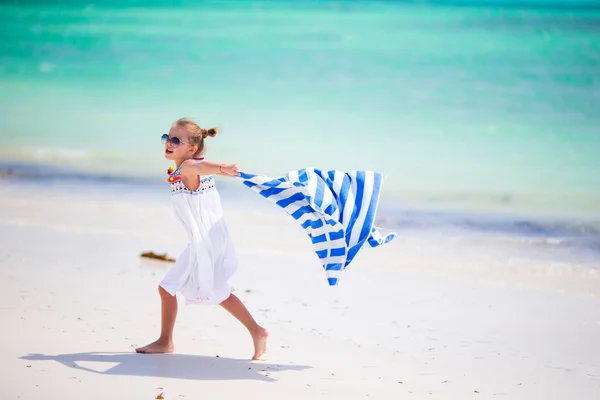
{"left": 135, "top": 118, "right": 268, "bottom": 360}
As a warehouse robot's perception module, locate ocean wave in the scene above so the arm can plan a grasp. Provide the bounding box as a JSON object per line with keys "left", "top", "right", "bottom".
{"left": 33, "top": 147, "right": 91, "bottom": 161}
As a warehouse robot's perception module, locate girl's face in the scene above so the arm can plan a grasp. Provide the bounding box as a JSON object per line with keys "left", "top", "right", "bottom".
{"left": 163, "top": 125, "right": 196, "bottom": 161}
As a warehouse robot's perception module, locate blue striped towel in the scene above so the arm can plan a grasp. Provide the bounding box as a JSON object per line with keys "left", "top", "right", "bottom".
{"left": 237, "top": 168, "right": 396, "bottom": 285}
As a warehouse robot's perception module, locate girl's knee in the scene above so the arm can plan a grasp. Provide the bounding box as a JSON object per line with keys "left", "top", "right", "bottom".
{"left": 219, "top": 293, "right": 233, "bottom": 306}
{"left": 158, "top": 285, "right": 174, "bottom": 298}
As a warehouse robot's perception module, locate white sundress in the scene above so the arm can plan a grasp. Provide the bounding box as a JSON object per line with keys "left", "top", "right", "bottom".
{"left": 159, "top": 159, "right": 238, "bottom": 305}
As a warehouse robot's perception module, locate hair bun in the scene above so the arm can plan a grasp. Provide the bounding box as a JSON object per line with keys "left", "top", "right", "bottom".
{"left": 203, "top": 127, "right": 219, "bottom": 138}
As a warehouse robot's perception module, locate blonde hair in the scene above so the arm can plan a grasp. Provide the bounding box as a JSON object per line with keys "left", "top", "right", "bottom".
{"left": 174, "top": 117, "right": 220, "bottom": 157}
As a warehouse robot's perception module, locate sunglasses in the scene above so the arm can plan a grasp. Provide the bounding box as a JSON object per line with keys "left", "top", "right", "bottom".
{"left": 161, "top": 133, "right": 189, "bottom": 148}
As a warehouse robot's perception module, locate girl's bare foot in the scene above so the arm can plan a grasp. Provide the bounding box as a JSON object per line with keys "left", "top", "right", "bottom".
{"left": 252, "top": 327, "right": 269, "bottom": 360}
{"left": 135, "top": 339, "right": 174, "bottom": 354}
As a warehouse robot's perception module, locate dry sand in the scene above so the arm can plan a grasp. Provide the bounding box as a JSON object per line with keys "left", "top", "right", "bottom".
{"left": 1, "top": 182, "right": 599, "bottom": 399}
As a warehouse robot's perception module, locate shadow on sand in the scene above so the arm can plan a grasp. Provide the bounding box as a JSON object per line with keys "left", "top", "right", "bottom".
{"left": 20, "top": 352, "right": 311, "bottom": 382}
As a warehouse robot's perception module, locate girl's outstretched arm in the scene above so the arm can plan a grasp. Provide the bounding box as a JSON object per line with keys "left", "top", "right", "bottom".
{"left": 180, "top": 159, "right": 240, "bottom": 179}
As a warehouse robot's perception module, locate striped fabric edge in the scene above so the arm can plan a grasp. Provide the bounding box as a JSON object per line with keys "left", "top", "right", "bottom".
{"left": 236, "top": 168, "right": 397, "bottom": 286}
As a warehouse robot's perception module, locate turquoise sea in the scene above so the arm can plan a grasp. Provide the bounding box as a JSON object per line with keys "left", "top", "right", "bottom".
{"left": 1, "top": 1, "right": 599, "bottom": 257}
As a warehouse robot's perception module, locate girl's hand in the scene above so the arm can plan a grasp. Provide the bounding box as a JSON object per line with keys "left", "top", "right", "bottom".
{"left": 219, "top": 163, "right": 240, "bottom": 176}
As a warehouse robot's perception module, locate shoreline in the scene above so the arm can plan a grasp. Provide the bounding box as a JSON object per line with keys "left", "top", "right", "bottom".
{"left": 2, "top": 158, "right": 600, "bottom": 220}
{"left": 2, "top": 161, "right": 599, "bottom": 267}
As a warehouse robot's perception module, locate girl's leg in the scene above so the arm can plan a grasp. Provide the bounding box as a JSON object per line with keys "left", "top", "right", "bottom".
{"left": 220, "top": 293, "right": 269, "bottom": 360}
{"left": 135, "top": 285, "right": 177, "bottom": 354}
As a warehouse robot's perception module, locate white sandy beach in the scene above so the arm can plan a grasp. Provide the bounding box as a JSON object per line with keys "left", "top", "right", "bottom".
{"left": 1, "top": 180, "right": 599, "bottom": 400}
